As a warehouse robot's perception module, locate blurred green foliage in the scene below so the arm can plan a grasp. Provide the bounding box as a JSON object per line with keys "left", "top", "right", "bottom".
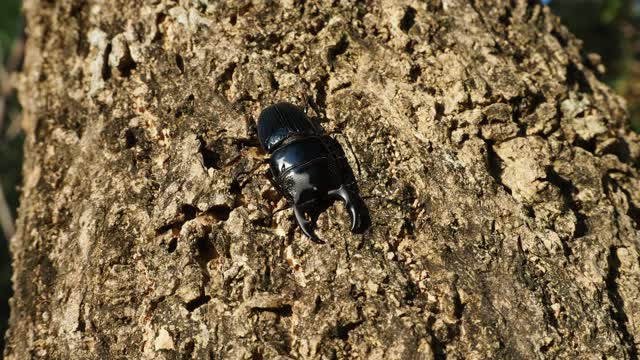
{"left": 601, "top": 0, "right": 625, "bottom": 24}
{"left": 550, "top": 0, "right": 640, "bottom": 131}
{"left": 0, "top": 0, "right": 21, "bottom": 59}
{"left": 1, "top": 0, "right": 22, "bottom": 356}
{"left": 0, "top": 138, "right": 20, "bottom": 358}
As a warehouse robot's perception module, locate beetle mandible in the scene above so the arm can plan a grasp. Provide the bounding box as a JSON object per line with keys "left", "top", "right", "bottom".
{"left": 257, "top": 102, "right": 362, "bottom": 243}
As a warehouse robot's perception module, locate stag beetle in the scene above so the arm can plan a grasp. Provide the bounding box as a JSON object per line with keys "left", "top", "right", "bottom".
{"left": 257, "top": 102, "right": 363, "bottom": 243}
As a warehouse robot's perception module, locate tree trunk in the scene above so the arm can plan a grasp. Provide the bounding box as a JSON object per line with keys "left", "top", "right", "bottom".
{"left": 5, "top": 0, "right": 640, "bottom": 358}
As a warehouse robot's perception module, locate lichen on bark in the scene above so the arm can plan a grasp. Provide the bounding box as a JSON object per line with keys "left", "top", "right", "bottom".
{"left": 5, "top": 0, "right": 640, "bottom": 359}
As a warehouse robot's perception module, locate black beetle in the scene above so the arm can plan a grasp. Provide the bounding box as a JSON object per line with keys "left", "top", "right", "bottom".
{"left": 257, "top": 102, "right": 363, "bottom": 243}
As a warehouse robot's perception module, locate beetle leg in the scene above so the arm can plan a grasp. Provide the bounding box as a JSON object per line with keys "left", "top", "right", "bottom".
{"left": 303, "top": 94, "right": 320, "bottom": 114}
{"left": 303, "top": 94, "right": 310, "bottom": 114}
{"left": 293, "top": 205, "right": 325, "bottom": 244}
{"left": 302, "top": 95, "right": 325, "bottom": 134}
{"left": 328, "top": 185, "right": 362, "bottom": 233}
{"left": 308, "top": 97, "right": 322, "bottom": 118}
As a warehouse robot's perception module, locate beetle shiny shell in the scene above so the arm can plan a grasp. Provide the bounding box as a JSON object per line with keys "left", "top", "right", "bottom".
{"left": 257, "top": 102, "right": 362, "bottom": 243}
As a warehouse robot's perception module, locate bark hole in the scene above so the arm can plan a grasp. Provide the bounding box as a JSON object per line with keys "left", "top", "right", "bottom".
{"left": 314, "top": 295, "right": 322, "bottom": 312}
{"left": 327, "top": 35, "right": 349, "bottom": 63}
{"left": 251, "top": 350, "right": 264, "bottom": 360}
{"left": 606, "top": 246, "right": 639, "bottom": 358}
{"left": 403, "top": 281, "right": 419, "bottom": 304}
{"left": 167, "top": 238, "right": 177, "bottom": 253}
{"left": 485, "top": 142, "right": 508, "bottom": 193}
{"left": 124, "top": 128, "right": 137, "bottom": 148}
{"left": 72, "top": 3, "right": 88, "bottom": 57}
{"left": 195, "top": 237, "right": 217, "bottom": 265}
{"left": 218, "top": 62, "right": 237, "bottom": 93}
{"left": 175, "top": 53, "right": 185, "bottom": 74}
{"left": 200, "top": 145, "right": 221, "bottom": 170}
{"left": 409, "top": 64, "right": 421, "bottom": 82}
{"left": 181, "top": 204, "right": 198, "bottom": 221}
{"left": 334, "top": 319, "right": 364, "bottom": 341}
{"left": 405, "top": 39, "right": 416, "bottom": 54}
{"left": 230, "top": 178, "right": 243, "bottom": 195}
{"left": 546, "top": 168, "right": 587, "bottom": 238}
{"left": 204, "top": 205, "right": 232, "bottom": 221}
{"left": 399, "top": 6, "right": 417, "bottom": 33}
{"left": 117, "top": 49, "right": 137, "bottom": 77}
{"left": 604, "top": 139, "right": 631, "bottom": 163}
{"left": 70, "top": 2, "right": 83, "bottom": 18}
{"left": 182, "top": 340, "right": 195, "bottom": 359}
{"left": 621, "top": 193, "right": 640, "bottom": 230}
{"left": 566, "top": 62, "right": 592, "bottom": 93}
{"left": 102, "top": 43, "right": 112, "bottom": 81}
{"left": 269, "top": 73, "right": 280, "bottom": 90}
{"left": 603, "top": 173, "right": 640, "bottom": 230}
{"left": 551, "top": 29, "right": 568, "bottom": 47}
{"left": 153, "top": 13, "right": 166, "bottom": 42}
{"left": 430, "top": 335, "right": 447, "bottom": 359}
{"left": 315, "top": 75, "right": 329, "bottom": 110}
{"left": 253, "top": 304, "right": 293, "bottom": 317}
{"left": 573, "top": 136, "right": 597, "bottom": 154}
{"left": 185, "top": 295, "right": 211, "bottom": 312}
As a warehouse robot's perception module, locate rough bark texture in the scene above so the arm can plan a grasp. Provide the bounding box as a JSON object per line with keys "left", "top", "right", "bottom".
{"left": 5, "top": 0, "right": 640, "bottom": 358}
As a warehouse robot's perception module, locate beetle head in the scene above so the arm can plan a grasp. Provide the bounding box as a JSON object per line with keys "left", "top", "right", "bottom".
{"left": 257, "top": 102, "right": 321, "bottom": 153}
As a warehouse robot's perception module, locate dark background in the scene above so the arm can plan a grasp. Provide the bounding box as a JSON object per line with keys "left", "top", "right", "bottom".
{"left": 0, "top": 0, "right": 638, "bottom": 356}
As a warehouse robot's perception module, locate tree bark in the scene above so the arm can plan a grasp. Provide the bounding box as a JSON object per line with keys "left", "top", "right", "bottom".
{"left": 5, "top": 0, "right": 640, "bottom": 358}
